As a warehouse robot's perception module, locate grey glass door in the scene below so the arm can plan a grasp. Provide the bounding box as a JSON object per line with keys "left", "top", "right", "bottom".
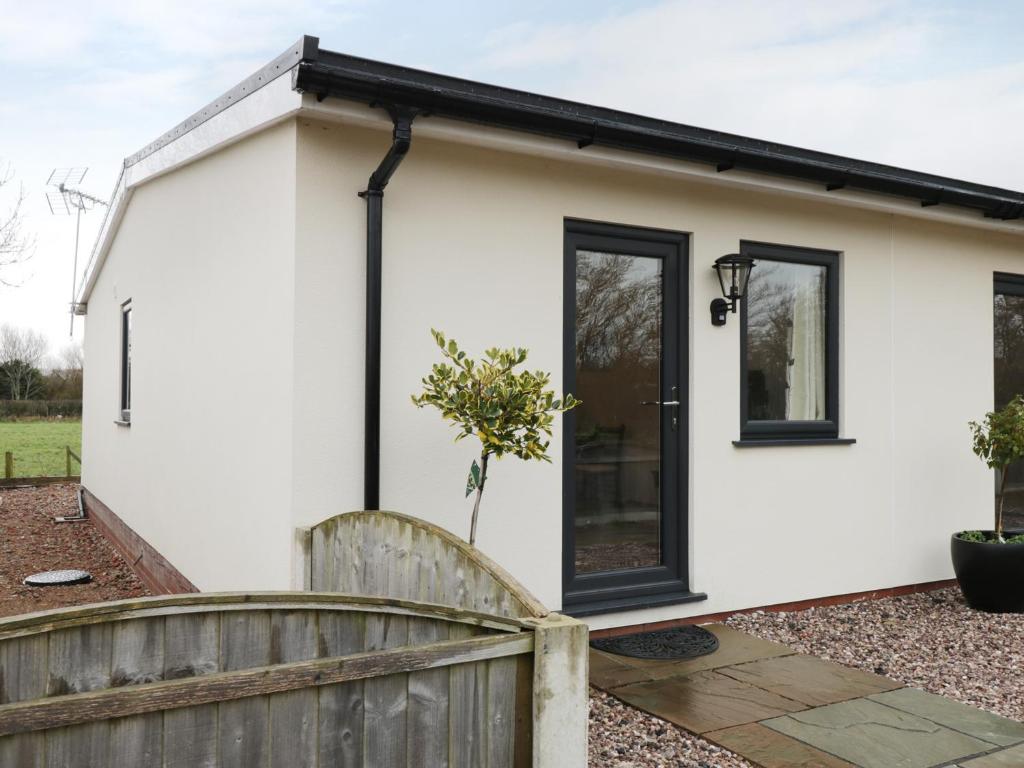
{"left": 995, "top": 274, "right": 1024, "bottom": 531}
{"left": 562, "top": 220, "right": 691, "bottom": 615}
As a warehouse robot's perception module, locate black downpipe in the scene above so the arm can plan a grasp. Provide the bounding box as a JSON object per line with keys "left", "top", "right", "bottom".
{"left": 359, "top": 109, "right": 415, "bottom": 510}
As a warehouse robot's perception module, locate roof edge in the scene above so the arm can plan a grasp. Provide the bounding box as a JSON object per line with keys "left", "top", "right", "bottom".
{"left": 124, "top": 35, "right": 319, "bottom": 168}
{"left": 294, "top": 48, "right": 1024, "bottom": 223}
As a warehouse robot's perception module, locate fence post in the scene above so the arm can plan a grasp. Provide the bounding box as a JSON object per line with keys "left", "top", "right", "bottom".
{"left": 66, "top": 446, "right": 72, "bottom": 478}
{"left": 526, "top": 613, "right": 589, "bottom": 768}
{"left": 4, "top": 452, "right": 12, "bottom": 480}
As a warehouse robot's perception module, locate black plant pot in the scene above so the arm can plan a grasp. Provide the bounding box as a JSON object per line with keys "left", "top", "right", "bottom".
{"left": 951, "top": 532, "right": 1024, "bottom": 613}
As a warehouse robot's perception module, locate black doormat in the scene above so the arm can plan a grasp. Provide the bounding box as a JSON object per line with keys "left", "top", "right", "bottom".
{"left": 590, "top": 625, "right": 719, "bottom": 660}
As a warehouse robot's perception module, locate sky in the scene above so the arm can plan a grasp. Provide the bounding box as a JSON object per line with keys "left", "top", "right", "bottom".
{"left": 1, "top": 0, "right": 1023, "bottom": 357}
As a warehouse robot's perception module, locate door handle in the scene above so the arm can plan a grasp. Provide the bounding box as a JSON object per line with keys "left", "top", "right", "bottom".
{"left": 641, "top": 387, "right": 680, "bottom": 430}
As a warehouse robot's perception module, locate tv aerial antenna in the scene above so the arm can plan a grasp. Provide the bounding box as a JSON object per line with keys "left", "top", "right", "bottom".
{"left": 46, "top": 168, "right": 108, "bottom": 335}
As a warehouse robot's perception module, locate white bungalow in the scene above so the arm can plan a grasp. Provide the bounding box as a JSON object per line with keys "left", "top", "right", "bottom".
{"left": 78, "top": 36, "right": 1024, "bottom": 630}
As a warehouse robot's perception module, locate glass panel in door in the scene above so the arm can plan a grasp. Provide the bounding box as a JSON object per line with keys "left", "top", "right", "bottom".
{"left": 573, "top": 250, "right": 663, "bottom": 574}
{"left": 995, "top": 288, "right": 1024, "bottom": 531}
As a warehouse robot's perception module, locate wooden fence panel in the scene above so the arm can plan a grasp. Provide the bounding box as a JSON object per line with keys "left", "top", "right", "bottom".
{"left": 0, "top": 498, "right": 593, "bottom": 768}
{"left": 310, "top": 510, "right": 549, "bottom": 619}
{"left": 0, "top": 593, "right": 537, "bottom": 767}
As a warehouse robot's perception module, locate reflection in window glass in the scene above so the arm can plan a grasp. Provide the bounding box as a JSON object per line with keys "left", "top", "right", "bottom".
{"left": 746, "top": 260, "right": 827, "bottom": 422}
{"left": 574, "top": 250, "right": 662, "bottom": 574}
{"left": 121, "top": 303, "right": 132, "bottom": 421}
{"left": 994, "top": 290, "right": 1024, "bottom": 530}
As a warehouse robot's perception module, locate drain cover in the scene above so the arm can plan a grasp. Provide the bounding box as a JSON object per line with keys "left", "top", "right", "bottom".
{"left": 590, "top": 625, "right": 719, "bottom": 660}
{"left": 23, "top": 569, "right": 92, "bottom": 587}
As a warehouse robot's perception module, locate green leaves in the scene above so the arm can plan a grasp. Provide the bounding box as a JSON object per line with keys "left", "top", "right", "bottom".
{"left": 465, "top": 459, "right": 482, "bottom": 497}
{"left": 412, "top": 329, "right": 582, "bottom": 466}
{"left": 969, "top": 394, "right": 1024, "bottom": 471}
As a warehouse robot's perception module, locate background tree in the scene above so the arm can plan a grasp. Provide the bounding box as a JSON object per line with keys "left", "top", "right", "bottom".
{"left": 0, "top": 163, "right": 34, "bottom": 287}
{"left": 0, "top": 325, "right": 48, "bottom": 400}
{"left": 43, "top": 342, "right": 84, "bottom": 400}
{"left": 412, "top": 330, "right": 580, "bottom": 545}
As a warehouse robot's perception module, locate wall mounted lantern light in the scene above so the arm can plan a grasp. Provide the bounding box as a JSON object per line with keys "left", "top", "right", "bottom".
{"left": 711, "top": 254, "right": 755, "bottom": 326}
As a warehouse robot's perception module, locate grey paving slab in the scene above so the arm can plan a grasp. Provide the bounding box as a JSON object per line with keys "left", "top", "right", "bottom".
{"left": 870, "top": 688, "right": 1024, "bottom": 748}
{"left": 706, "top": 722, "right": 857, "bottom": 767}
{"left": 614, "top": 669, "right": 807, "bottom": 735}
{"left": 589, "top": 649, "right": 655, "bottom": 689}
{"left": 719, "top": 654, "right": 901, "bottom": 707}
{"left": 763, "top": 698, "right": 995, "bottom": 768}
{"left": 957, "top": 742, "right": 1024, "bottom": 766}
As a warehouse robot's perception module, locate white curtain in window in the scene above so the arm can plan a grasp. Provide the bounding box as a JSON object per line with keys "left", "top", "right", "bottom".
{"left": 786, "top": 279, "right": 826, "bottom": 420}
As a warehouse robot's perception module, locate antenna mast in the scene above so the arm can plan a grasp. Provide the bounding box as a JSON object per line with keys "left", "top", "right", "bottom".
{"left": 46, "top": 168, "right": 108, "bottom": 336}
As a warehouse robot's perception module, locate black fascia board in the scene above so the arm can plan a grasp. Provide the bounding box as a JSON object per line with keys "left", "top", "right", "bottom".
{"left": 294, "top": 47, "right": 1024, "bottom": 222}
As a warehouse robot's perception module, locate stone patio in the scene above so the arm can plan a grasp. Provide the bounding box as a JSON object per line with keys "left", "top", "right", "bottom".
{"left": 590, "top": 624, "right": 1024, "bottom": 768}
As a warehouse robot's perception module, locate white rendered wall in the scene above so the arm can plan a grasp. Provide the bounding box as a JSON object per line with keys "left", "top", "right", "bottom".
{"left": 293, "top": 118, "right": 1023, "bottom": 628}
{"left": 288, "top": 121, "right": 367, "bottom": 536}
{"left": 83, "top": 113, "right": 1024, "bottom": 626}
{"left": 81, "top": 122, "right": 298, "bottom": 591}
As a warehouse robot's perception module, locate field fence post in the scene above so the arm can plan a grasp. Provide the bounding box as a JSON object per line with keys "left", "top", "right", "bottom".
{"left": 4, "top": 451, "right": 12, "bottom": 480}
{"left": 66, "top": 446, "right": 72, "bottom": 478}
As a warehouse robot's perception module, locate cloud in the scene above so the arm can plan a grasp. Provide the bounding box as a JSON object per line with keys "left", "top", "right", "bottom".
{"left": 476, "top": 0, "right": 1024, "bottom": 189}
{"left": 0, "top": 0, "right": 360, "bottom": 62}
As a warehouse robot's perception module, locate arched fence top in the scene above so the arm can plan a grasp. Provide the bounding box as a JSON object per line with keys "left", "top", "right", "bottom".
{"left": 0, "top": 591, "right": 526, "bottom": 641}
{"left": 310, "top": 510, "right": 549, "bottom": 619}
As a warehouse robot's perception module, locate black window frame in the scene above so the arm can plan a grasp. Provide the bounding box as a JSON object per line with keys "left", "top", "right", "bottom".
{"left": 995, "top": 271, "right": 1024, "bottom": 300}
{"left": 120, "top": 300, "right": 132, "bottom": 424}
{"left": 739, "top": 241, "right": 840, "bottom": 441}
{"left": 994, "top": 271, "right": 1024, "bottom": 408}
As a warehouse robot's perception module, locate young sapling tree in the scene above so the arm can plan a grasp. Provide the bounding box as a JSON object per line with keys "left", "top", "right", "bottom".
{"left": 412, "top": 330, "right": 580, "bottom": 545}
{"left": 969, "top": 394, "right": 1024, "bottom": 541}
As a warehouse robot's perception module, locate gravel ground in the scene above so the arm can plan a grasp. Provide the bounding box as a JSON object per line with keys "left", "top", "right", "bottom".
{"left": 728, "top": 586, "right": 1024, "bottom": 722}
{"left": 0, "top": 483, "right": 149, "bottom": 617}
{"left": 589, "top": 688, "right": 754, "bottom": 768}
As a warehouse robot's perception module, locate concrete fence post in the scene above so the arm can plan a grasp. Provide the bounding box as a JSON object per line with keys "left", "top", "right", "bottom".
{"left": 526, "top": 612, "right": 589, "bottom": 767}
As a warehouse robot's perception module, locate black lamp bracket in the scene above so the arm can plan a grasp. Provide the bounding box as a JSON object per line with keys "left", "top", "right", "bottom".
{"left": 710, "top": 297, "right": 734, "bottom": 326}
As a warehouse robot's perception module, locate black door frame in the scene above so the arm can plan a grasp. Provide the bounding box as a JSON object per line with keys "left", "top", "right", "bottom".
{"left": 562, "top": 218, "right": 703, "bottom": 616}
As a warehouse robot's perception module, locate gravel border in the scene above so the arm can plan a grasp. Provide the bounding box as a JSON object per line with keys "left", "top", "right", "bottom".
{"left": 589, "top": 687, "right": 754, "bottom": 768}
{"left": 0, "top": 484, "right": 149, "bottom": 617}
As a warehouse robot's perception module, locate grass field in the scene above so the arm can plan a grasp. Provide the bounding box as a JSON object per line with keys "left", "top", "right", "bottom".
{"left": 0, "top": 421, "right": 82, "bottom": 478}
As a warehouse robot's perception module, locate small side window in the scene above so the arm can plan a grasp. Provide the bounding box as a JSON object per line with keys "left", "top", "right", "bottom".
{"left": 120, "top": 301, "right": 132, "bottom": 423}
{"left": 740, "top": 242, "right": 840, "bottom": 440}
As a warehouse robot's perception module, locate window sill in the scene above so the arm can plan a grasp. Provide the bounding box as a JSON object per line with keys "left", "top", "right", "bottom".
{"left": 113, "top": 420, "right": 131, "bottom": 428}
{"left": 733, "top": 437, "right": 856, "bottom": 447}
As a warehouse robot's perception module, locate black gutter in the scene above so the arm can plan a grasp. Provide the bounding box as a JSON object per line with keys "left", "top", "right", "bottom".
{"left": 294, "top": 47, "right": 1024, "bottom": 222}
{"left": 358, "top": 109, "right": 415, "bottom": 510}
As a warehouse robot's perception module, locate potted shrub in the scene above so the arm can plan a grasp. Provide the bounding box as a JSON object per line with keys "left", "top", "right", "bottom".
{"left": 412, "top": 330, "right": 579, "bottom": 545}
{"left": 953, "top": 394, "right": 1024, "bottom": 612}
